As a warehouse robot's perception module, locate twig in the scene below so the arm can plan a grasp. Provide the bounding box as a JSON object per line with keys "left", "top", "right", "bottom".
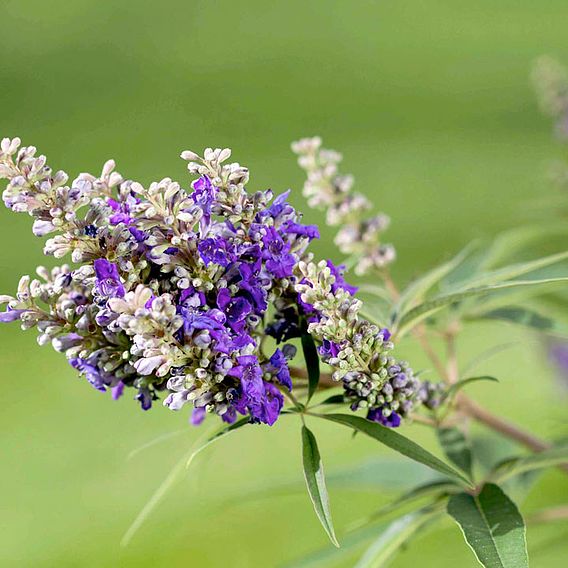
{"left": 528, "top": 505, "right": 568, "bottom": 525}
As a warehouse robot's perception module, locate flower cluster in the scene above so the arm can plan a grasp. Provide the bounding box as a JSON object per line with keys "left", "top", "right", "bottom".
{"left": 532, "top": 56, "right": 568, "bottom": 141}
{"left": 291, "top": 137, "right": 395, "bottom": 275}
{"left": 0, "top": 136, "right": 439, "bottom": 428}
{"left": 532, "top": 57, "right": 568, "bottom": 193}
{"left": 292, "top": 261, "right": 442, "bottom": 426}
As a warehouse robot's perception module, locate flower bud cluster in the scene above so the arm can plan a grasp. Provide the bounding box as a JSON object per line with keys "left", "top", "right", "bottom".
{"left": 294, "top": 261, "right": 435, "bottom": 426}
{"left": 291, "top": 137, "right": 395, "bottom": 274}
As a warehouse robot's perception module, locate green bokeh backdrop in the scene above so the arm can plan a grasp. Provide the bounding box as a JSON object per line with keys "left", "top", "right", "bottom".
{"left": 1, "top": 1, "right": 568, "bottom": 566}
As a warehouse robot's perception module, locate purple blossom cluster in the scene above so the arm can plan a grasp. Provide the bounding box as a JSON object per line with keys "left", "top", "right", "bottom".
{"left": 0, "top": 137, "right": 438, "bottom": 428}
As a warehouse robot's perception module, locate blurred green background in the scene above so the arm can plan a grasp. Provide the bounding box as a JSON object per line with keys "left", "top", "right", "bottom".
{"left": 1, "top": 1, "right": 568, "bottom": 566}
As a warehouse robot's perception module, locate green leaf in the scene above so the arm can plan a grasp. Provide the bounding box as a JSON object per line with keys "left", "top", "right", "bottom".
{"left": 397, "top": 277, "right": 568, "bottom": 336}
{"left": 437, "top": 427, "right": 474, "bottom": 478}
{"left": 489, "top": 445, "right": 568, "bottom": 484}
{"left": 185, "top": 416, "right": 251, "bottom": 467}
{"left": 475, "top": 224, "right": 568, "bottom": 273}
{"left": 123, "top": 419, "right": 249, "bottom": 546}
{"left": 122, "top": 418, "right": 249, "bottom": 547}
{"left": 283, "top": 521, "right": 388, "bottom": 568}
{"left": 318, "top": 394, "right": 346, "bottom": 406}
{"left": 394, "top": 243, "right": 475, "bottom": 316}
{"left": 301, "top": 425, "right": 339, "bottom": 547}
{"left": 447, "top": 483, "right": 528, "bottom": 568}
{"left": 302, "top": 334, "right": 321, "bottom": 402}
{"left": 463, "top": 249, "right": 568, "bottom": 290}
{"left": 469, "top": 306, "right": 568, "bottom": 337}
{"left": 462, "top": 343, "right": 519, "bottom": 376}
{"left": 317, "top": 413, "right": 473, "bottom": 487}
{"left": 444, "top": 376, "right": 499, "bottom": 401}
{"left": 354, "top": 507, "right": 444, "bottom": 568}
{"left": 360, "top": 480, "right": 461, "bottom": 524}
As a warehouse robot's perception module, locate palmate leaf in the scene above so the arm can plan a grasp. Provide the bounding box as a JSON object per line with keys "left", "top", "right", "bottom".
{"left": 302, "top": 334, "right": 321, "bottom": 403}
{"left": 316, "top": 413, "right": 473, "bottom": 487}
{"left": 301, "top": 425, "right": 339, "bottom": 547}
{"left": 437, "top": 427, "right": 474, "bottom": 478}
{"left": 395, "top": 277, "right": 568, "bottom": 337}
{"left": 488, "top": 444, "right": 568, "bottom": 484}
{"left": 447, "top": 484, "right": 528, "bottom": 568}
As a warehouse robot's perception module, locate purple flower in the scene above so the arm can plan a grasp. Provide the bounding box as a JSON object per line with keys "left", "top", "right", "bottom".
{"left": 112, "top": 381, "right": 125, "bottom": 400}
{"left": 191, "top": 407, "right": 206, "bottom": 426}
{"left": 107, "top": 195, "right": 138, "bottom": 226}
{"left": 257, "top": 382, "right": 284, "bottom": 426}
{"left": 198, "top": 236, "right": 235, "bottom": 267}
{"left": 70, "top": 357, "right": 109, "bottom": 392}
{"left": 179, "top": 287, "right": 206, "bottom": 308}
{"left": 319, "top": 339, "right": 341, "bottom": 360}
{"left": 262, "top": 190, "right": 294, "bottom": 220}
{"left": 367, "top": 407, "right": 401, "bottom": 428}
{"left": 234, "top": 263, "right": 267, "bottom": 313}
{"left": 129, "top": 227, "right": 147, "bottom": 243}
{"left": 216, "top": 288, "right": 252, "bottom": 333}
{"left": 327, "top": 260, "right": 358, "bottom": 296}
{"left": 236, "top": 243, "right": 263, "bottom": 271}
{"left": 284, "top": 221, "right": 320, "bottom": 240}
{"left": 226, "top": 355, "right": 285, "bottom": 425}
{"left": 265, "top": 309, "right": 302, "bottom": 343}
{"left": 136, "top": 387, "right": 153, "bottom": 411}
{"left": 228, "top": 355, "right": 263, "bottom": 391}
{"left": 94, "top": 258, "right": 125, "bottom": 298}
{"left": 380, "top": 328, "right": 391, "bottom": 342}
{"left": 262, "top": 227, "right": 296, "bottom": 278}
{"left": 178, "top": 306, "right": 226, "bottom": 341}
{"left": 191, "top": 176, "right": 217, "bottom": 220}
{"left": 0, "top": 307, "right": 27, "bottom": 323}
{"left": 264, "top": 348, "right": 293, "bottom": 390}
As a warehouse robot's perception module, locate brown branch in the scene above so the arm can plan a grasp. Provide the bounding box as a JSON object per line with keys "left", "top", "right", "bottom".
{"left": 528, "top": 505, "right": 568, "bottom": 525}
{"left": 457, "top": 395, "right": 550, "bottom": 453}
{"left": 458, "top": 394, "right": 568, "bottom": 474}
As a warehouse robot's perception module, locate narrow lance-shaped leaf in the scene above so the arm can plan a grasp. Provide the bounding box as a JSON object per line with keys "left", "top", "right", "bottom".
{"left": 489, "top": 444, "right": 568, "bottom": 484}
{"left": 301, "top": 425, "right": 340, "bottom": 547}
{"left": 396, "top": 276, "right": 568, "bottom": 336}
{"left": 468, "top": 306, "right": 568, "bottom": 338}
{"left": 475, "top": 223, "right": 568, "bottom": 273}
{"left": 302, "top": 333, "right": 321, "bottom": 402}
{"left": 354, "top": 507, "right": 444, "bottom": 568}
{"left": 317, "top": 413, "right": 473, "bottom": 487}
{"left": 394, "top": 242, "right": 475, "bottom": 316}
{"left": 437, "top": 427, "right": 474, "bottom": 478}
{"left": 358, "top": 480, "right": 461, "bottom": 525}
{"left": 447, "top": 483, "right": 528, "bottom": 568}
{"left": 459, "top": 249, "right": 568, "bottom": 290}
{"left": 318, "top": 394, "right": 346, "bottom": 406}
{"left": 122, "top": 417, "right": 250, "bottom": 547}
{"left": 443, "top": 376, "right": 499, "bottom": 402}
